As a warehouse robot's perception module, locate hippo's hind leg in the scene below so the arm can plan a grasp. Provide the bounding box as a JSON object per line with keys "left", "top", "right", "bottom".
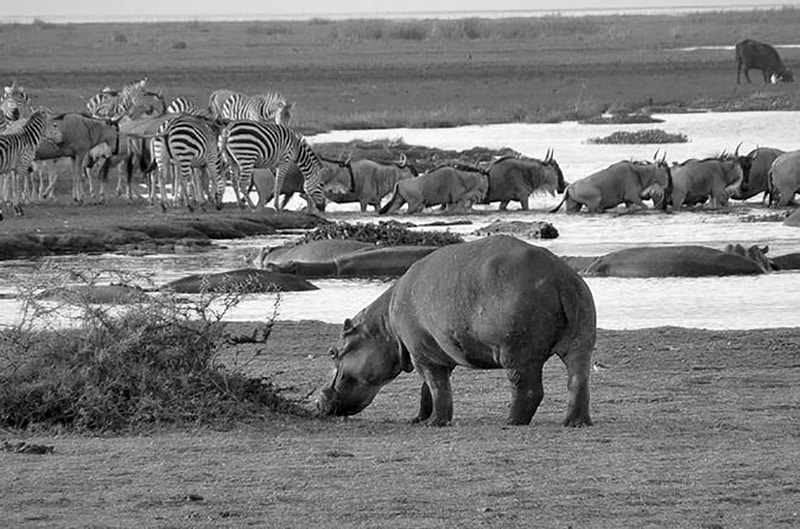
{"left": 505, "top": 361, "right": 545, "bottom": 425}
{"left": 557, "top": 346, "right": 593, "bottom": 427}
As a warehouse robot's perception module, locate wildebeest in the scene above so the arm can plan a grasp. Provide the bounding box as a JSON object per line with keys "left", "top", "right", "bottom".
{"left": 321, "top": 153, "right": 419, "bottom": 212}
{"left": 669, "top": 149, "right": 752, "bottom": 209}
{"left": 735, "top": 39, "right": 793, "bottom": 84}
{"left": 768, "top": 149, "right": 800, "bottom": 206}
{"left": 482, "top": 150, "right": 566, "bottom": 210}
{"left": 247, "top": 165, "right": 306, "bottom": 209}
{"left": 378, "top": 164, "right": 489, "bottom": 214}
{"left": 729, "top": 147, "right": 783, "bottom": 201}
{"left": 35, "top": 113, "right": 121, "bottom": 203}
{"left": 550, "top": 155, "right": 672, "bottom": 213}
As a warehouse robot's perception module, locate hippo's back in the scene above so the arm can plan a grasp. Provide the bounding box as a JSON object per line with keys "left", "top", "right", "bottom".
{"left": 389, "top": 235, "right": 596, "bottom": 366}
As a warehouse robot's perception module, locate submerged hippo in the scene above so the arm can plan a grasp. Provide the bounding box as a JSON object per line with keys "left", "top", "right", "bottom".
{"left": 160, "top": 268, "right": 318, "bottom": 293}
{"left": 583, "top": 245, "right": 769, "bottom": 277}
{"left": 266, "top": 245, "right": 440, "bottom": 279}
{"left": 316, "top": 235, "right": 597, "bottom": 427}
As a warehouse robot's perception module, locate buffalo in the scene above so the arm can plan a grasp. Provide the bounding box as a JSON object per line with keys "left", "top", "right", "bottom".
{"left": 735, "top": 39, "right": 793, "bottom": 84}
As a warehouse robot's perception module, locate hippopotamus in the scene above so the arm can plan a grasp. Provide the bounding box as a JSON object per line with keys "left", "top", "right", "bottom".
{"left": 316, "top": 235, "right": 597, "bottom": 427}
{"left": 253, "top": 239, "right": 377, "bottom": 267}
{"left": 267, "top": 245, "right": 440, "bottom": 279}
{"left": 582, "top": 245, "right": 770, "bottom": 277}
{"left": 160, "top": 268, "right": 318, "bottom": 293}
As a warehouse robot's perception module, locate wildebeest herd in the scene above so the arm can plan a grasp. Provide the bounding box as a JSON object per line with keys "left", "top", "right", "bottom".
{"left": 0, "top": 37, "right": 799, "bottom": 218}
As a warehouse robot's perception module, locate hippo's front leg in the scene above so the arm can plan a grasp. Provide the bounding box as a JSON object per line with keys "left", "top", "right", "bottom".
{"left": 505, "top": 364, "right": 544, "bottom": 425}
{"left": 411, "top": 382, "right": 432, "bottom": 424}
{"left": 414, "top": 363, "right": 454, "bottom": 427}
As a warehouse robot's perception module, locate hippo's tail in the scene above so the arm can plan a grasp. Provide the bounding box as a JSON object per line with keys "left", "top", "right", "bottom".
{"left": 379, "top": 183, "right": 402, "bottom": 215}
{"left": 550, "top": 186, "right": 570, "bottom": 213}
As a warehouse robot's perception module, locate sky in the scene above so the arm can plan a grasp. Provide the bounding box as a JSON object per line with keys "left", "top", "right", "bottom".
{"left": 7, "top": 0, "right": 800, "bottom": 21}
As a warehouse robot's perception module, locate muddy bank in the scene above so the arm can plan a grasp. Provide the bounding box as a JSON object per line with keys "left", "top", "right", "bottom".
{"left": 0, "top": 203, "right": 327, "bottom": 261}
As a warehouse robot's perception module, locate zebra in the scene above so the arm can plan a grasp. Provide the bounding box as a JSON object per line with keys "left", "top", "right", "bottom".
{"left": 0, "top": 109, "right": 50, "bottom": 216}
{"left": 86, "top": 77, "right": 148, "bottom": 121}
{"left": 1, "top": 81, "right": 34, "bottom": 132}
{"left": 213, "top": 90, "right": 292, "bottom": 125}
{"left": 166, "top": 96, "right": 202, "bottom": 116}
{"left": 218, "top": 120, "right": 325, "bottom": 213}
{"left": 151, "top": 115, "right": 225, "bottom": 211}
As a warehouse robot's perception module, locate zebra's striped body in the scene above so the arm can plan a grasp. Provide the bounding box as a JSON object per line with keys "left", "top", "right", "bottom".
{"left": 166, "top": 96, "right": 202, "bottom": 116}
{"left": 153, "top": 115, "right": 224, "bottom": 210}
{"left": 218, "top": 121, "right": 325, "bottom": 212}
{"left": 211, "top": 90, "right": 292, "bottom": 125}
{"left": 0, "top": 110, "right": 49, "bottom": 215}
{"left": 86, "top": 77, "right": 148, "bottom": 121}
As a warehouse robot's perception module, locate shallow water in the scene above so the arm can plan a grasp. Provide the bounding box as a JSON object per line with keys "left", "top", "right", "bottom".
{"left": 2, "top": 111, "right": 799, "bottom": 330}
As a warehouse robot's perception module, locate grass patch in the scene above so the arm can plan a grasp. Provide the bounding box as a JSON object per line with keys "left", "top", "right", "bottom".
{"left": 588, "top": 129, "right": 689, "bottom": 144}
{"left": 0, "top": 263, "right": 306, "bottom": 433}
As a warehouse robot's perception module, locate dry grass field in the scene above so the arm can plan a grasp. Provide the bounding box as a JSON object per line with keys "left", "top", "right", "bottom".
{"left": 3, "top": 9, "right": 800, "bottom": 131}
{"left": 1, "top": 9, "right": 800, "bottom": 528}
{"left": 2, "top": 322, "right": 799, "bottom": 528}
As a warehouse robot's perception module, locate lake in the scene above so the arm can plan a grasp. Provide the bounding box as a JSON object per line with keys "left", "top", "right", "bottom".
{"left": 1, "top": 111, "right": 798, "bottom": 330}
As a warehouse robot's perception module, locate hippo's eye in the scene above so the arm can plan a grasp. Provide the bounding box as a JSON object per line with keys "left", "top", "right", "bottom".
{"left": 328, "top": 347, "right": 338, "bottom": 359}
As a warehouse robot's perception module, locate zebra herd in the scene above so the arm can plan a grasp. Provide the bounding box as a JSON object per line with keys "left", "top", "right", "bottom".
{"left": 0, "top": 77, "right": 326, "bottom": 216}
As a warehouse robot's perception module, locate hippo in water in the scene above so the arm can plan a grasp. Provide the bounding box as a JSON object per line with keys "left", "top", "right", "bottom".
{"left": 582, "top": 245, "right": 770, "bottom": 277}
{"left": 316, "top": 235, "right": 597, "bottom": 427}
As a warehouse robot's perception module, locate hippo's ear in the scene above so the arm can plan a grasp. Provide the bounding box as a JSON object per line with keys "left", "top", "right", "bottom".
{"left": 396, "top": 339, "right": 413, "bottom": 373}
{"left": 760, "top": 245, "right": 769, "bottom": 255}
{"left": 342, "top": 318, "right": 355, "bottom": 336}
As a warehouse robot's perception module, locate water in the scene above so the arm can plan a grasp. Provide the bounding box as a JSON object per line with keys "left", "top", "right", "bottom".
{"left": 2, "top": 111, "right": 799, "bottom": 330}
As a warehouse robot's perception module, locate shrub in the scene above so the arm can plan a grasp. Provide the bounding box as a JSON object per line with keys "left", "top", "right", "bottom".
{"left": 588, "top": 129, "right": 689, "bottom": 144}
{"left": 113, "top": 32, "right": 128, "bottom": 43}
{"left": 297, "top": 220, "right": 464, "bottom": 247}
{"left": 245, "top": 24, "right": 292, "bottom": 36}
{"left": 391, "top": 22, "right": 428, "bottom": 41}
{"left": 0, "top": 263, "right": 304, "bottom": 433}
{"left": 173, "top": 40, "right": 188, "bottom": 49}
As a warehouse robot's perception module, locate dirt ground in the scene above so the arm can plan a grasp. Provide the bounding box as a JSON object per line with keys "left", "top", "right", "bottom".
{"left": 2, "top": 11, "right": 800, "bottom": 528}
{"left": 2, "top": 322, "right": 799, "bottom": 528}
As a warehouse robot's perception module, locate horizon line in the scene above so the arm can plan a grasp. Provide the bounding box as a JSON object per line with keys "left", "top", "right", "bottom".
{"left": 3, "top": 3, "right": 797, "bottom": 25}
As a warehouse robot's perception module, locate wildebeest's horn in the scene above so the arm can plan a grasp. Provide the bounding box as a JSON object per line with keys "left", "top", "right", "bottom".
{"left": 734, "top": 142, "right": 742, "bottom": 158}
{"left": 653, "top": 149, "right": 660, "bottom": 161}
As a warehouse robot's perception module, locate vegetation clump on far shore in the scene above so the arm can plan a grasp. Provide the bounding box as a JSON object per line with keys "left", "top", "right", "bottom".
{"left": 588, "top": 129, "right": 689, "bottom": 145}
{"left": 297, "top": 220, "right": 465, "bottom": 247}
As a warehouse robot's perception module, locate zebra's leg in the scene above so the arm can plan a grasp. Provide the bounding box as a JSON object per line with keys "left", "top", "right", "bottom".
{"left": 301, "top": 168, "right": 326, "bottom": 215}
{"left": 273, "top": 161, "right": 292, "bottom": 212}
